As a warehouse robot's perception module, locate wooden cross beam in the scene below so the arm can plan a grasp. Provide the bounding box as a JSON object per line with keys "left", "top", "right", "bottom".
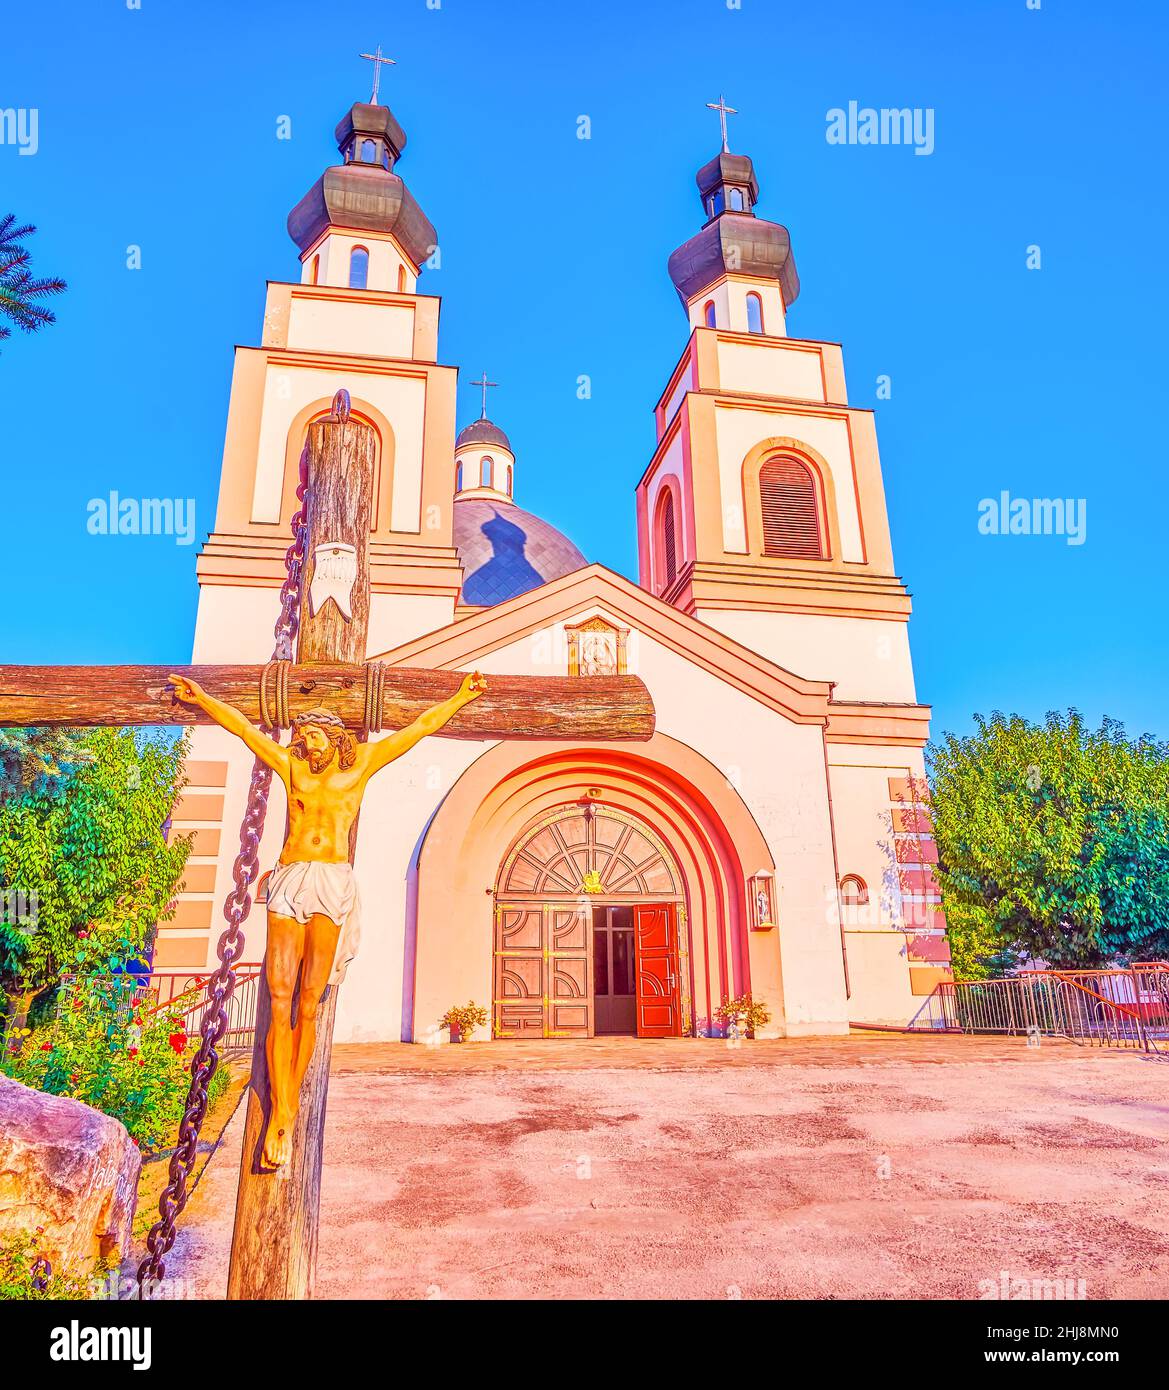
{"left": 0, "top": 665, "right": 654, "bottom": 742}
{"left": 0, "top": 405, "right": 655, "bottom": 1300}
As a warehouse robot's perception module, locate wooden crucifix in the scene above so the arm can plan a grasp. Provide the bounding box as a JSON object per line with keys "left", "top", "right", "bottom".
{"left": 0, "top": 405, "right": 654, "bottom": 1299}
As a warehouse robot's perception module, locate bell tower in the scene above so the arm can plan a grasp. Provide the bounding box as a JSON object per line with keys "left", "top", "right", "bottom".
{"left": 194, "top": 72, "right": 464, "bottom": 664}
{"left": 636, "top": 103, "right": 917, "bottom": 704}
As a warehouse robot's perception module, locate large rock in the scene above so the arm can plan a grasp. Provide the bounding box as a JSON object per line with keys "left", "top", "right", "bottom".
{"left": 0, "top": 1074, "right": 141, "bottom": 1274}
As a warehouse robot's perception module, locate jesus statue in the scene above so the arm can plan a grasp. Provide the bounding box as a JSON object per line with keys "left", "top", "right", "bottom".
{"left": 168, "top": 670, "right": 487, "bottom": 1167}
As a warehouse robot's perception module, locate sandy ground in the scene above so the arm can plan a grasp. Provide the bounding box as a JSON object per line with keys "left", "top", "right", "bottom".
{"left": 163, "top": 1034, "right": 1169, "bottom": 1300}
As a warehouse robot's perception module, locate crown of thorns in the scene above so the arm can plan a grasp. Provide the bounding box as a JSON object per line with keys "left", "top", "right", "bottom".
{"left": 290, "top": 708, "right": 348, "bottom": 734}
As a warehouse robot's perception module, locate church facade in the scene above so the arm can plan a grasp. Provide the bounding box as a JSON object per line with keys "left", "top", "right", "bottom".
{"left": 161, "top": 92, "right": 951, "bottom": 1042}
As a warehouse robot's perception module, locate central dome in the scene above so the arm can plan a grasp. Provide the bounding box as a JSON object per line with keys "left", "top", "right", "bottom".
{"left": 453, "top": 497, "right": 586, "bottom": 606}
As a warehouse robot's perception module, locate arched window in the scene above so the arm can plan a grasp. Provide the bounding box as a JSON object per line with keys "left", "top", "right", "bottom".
{"left": 309, "top": 254, "right": 319, "bottom": 286}
{"left": 656, "top": 488, "right": 678, "bottom": 591}
{"left": 703, "top": 299, "right": 716, "bottom": 329}
{"left": 396, "top": 264, "right": 407, "bottom": 292}
{"left": 360, "top": 138, "right": 377, "bottom": 163}
{"left": 729, "top": 187, "right": 744, "bottom": 211}
{"left": 455, "top": 461, "right": 463, "bottom": 491}
{"left": 349, "top": 246, "right": 369, "bottom": 289}
{"left": 480, "top": 456, "right": 493, "bottom": 488}
{"left": 746, "top": 292, "right": 764, "bottom": 335}
{"left": 759, "top": 456, "right": 825, "bottom": 559}
{"left": 505, "top": 463, "right": 513, "bottom": 496}
{"left": 840, "top": 875, "right": 869, "bottom": 906}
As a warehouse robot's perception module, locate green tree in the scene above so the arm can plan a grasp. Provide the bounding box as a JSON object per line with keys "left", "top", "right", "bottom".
{"left": 928, "top": 711, "right": 1169, "bottom": 977}
{"left": 0, "top": 729, "right": 192, "bottom": 1024}
{"left": 0, "top": 215, "right": 66, "bottom": 346}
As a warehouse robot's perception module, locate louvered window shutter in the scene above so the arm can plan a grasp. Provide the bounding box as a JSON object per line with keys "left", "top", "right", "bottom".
{"left": 760, "top": 458, "right": 824, "bottom": 558}
{"left": 662, "top": 491, "right": 677, "bottom": 586}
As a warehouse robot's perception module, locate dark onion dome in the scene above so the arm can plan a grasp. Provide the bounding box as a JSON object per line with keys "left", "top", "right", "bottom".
{"left": 453, "top": 498, "right": 586, "bottom": 606}
{"left": 287, "top": 102, "right": 437, "bottom": 271}
{"left": 667, "top": 149, "right": 799, "bottom": 310}
{"left": 455, "top": 417, "right": 512, "bottom": 452}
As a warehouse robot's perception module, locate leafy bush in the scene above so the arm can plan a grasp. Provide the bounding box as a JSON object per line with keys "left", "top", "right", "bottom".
{"left": 714, "top": 994, "right": 771, "bottom": 1036}
{"left": 1, "top": 975, "right": 229, "bottom": 1151}
{"left": 440, "top": 1001, "right": 489, "bottom": 1038}
{"left": 0, "top": 1229, "right": 103, "bottom": 1301}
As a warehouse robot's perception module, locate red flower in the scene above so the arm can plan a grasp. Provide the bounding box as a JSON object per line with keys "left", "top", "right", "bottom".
{"left": 77, "top": 930, "right": 89, "bottom": 940}
{"left": 168, "top": 1032, "right": 188, "bottom": 1055}
{"left": 70, "top": 1073, "right": 79, "bottom": 1084}
{"left": 128, "top": 1047, "right": 138, "bottom": 1057}
{"left": 41, "top": 1042, "right": 53, "bottom": 1051}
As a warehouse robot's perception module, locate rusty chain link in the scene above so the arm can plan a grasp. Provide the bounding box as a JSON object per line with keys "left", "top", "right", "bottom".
{"left": 136, "top": 442, "right": 312, "bottom": 1294}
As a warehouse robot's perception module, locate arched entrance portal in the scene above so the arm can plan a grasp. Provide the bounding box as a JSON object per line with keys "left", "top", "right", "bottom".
{"left": 494, "top": 804, "right": 689, "bottom": 1040}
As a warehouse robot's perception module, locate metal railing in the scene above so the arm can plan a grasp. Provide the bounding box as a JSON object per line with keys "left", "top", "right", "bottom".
{"left": 905, "top": 963, "right": 1168, "bottom": 1054}
{"left": 150, "top": 967, "right": 262, "bottom": 1056}
{"left": 53, "top": 965, "right": 262, "bottom": 1057}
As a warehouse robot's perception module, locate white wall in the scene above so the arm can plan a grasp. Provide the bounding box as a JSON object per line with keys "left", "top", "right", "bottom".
{"left": 716, "top": 338, "right": 824, "bottom": 402}
{"left": 698, "top": 608, "right": 918, "bottom": 703}
{"left": 286, "top": 295, "right": 415, "bottom": 360}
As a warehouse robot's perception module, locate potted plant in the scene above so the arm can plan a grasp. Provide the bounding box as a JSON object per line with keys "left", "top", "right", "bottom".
{"left": 441, "top": 1002, "right": 488, "bottom": 1044}
{"left": 714, "top": 994, "right": 770, "bottom": 1039}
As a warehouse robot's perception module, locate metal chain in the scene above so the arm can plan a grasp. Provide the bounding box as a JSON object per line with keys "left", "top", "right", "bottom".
{"left": 136, "top": 444, "right": 311, "bottom": 1294}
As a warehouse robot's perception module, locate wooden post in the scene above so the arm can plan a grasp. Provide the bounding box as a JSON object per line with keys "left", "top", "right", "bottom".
{"left": 227, "top": 411, "right": 376, "bottom": 1300}
{"left": 294, "top": 413, "right": 376, "bottom": 666}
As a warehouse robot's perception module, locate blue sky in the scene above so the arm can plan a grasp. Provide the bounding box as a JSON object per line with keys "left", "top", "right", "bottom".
{"left": 1, "top": 0, "right": 1166, "bottom": 742}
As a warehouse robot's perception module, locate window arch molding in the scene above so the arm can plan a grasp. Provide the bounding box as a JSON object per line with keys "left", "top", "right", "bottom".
{"left": 276, "top": 395, "right": 396, "bottom": 534}
{"left": 738, "top": 436, "right": 844, "bottom": 563}
{"left": 653, "top": 479, "right": 683, "bottom": 593}
{"left": 839, "top": 874, "right": 869, "bottom": 906}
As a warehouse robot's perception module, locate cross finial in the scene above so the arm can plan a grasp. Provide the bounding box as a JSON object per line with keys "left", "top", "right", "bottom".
{"left": 469, "top": 371, "right": 499, "bottom": 420}
{"left": 359, "top": 45, "right": 396, "bottom": 106}
{"left": 706, "top": 94, "right": 738, "bottom": 154}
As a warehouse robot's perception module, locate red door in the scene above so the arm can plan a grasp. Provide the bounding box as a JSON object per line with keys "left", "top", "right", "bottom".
{"left": 634, "top": 904, "right": 681, "bottom": 1037}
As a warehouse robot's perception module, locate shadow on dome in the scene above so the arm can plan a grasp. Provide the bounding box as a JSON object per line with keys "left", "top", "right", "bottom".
{"left": 462, "top": 508, "right": 546, "bottom": 605}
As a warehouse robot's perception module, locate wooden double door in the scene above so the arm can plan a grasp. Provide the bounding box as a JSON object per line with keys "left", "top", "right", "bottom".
{"left": 494, "top": 901, "right": 682, "bottom": 1039}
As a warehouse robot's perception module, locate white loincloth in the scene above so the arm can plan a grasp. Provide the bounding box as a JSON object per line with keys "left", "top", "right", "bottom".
{"left": 266, "top": 860, "right": 361, "bottom": 985}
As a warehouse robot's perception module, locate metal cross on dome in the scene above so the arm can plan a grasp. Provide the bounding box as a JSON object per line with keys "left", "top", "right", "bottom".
{"left": 359, "top": 45, "right": 396, "bottom": 105}
{"left": 706, "top": 94, "right": 738, "bottom": 154}
{"left": 469, "top": 371, "right": 499, "bottom": 420}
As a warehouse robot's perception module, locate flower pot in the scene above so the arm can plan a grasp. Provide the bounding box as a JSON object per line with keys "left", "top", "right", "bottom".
{"left": 448, "top": 1024, "right": 463, "bottom": 1044}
